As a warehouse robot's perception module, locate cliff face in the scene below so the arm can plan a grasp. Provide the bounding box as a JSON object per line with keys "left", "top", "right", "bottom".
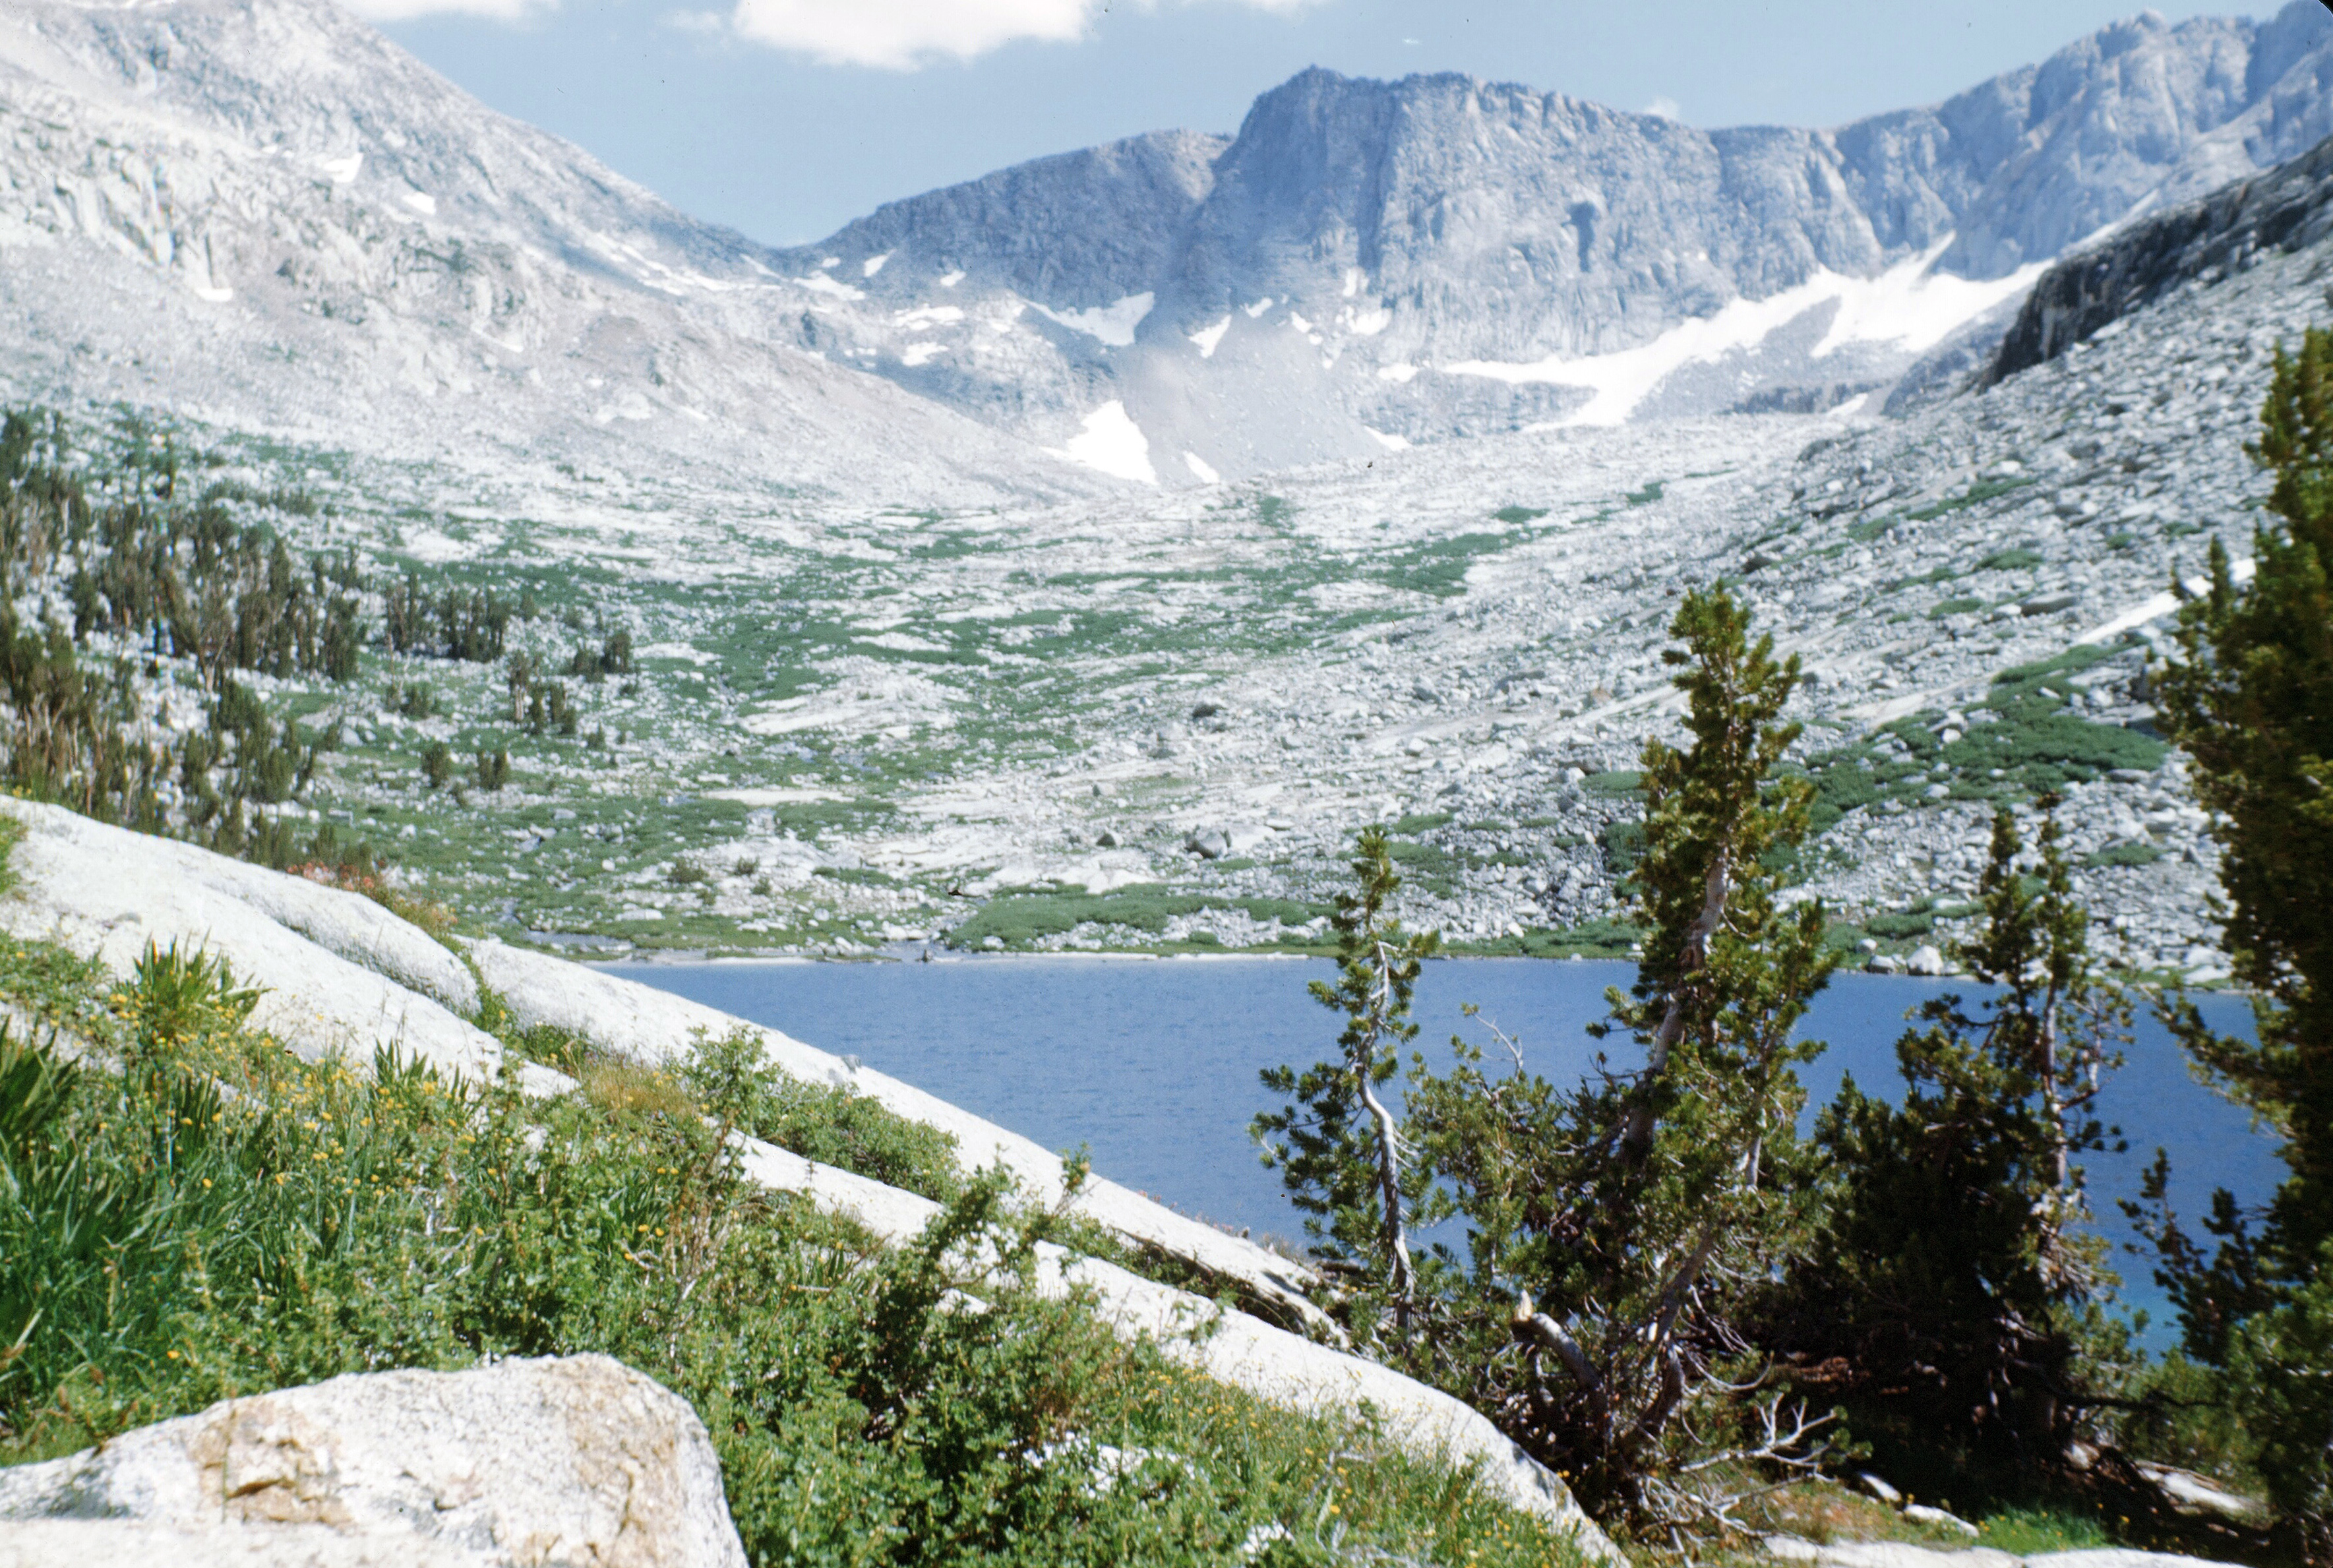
{"left": 0, "top": 0, "right": 1110, "bottom": 506}
{"left": 6, "top": 0, "right": 2333, "bottom": 491}
{"left": 768, "top": 5, "right": 2333, "bottom": 477}
{"left": 1989, "top": 129, "right": 2333, "bottom": 384}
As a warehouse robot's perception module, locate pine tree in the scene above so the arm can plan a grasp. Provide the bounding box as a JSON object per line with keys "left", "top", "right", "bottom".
{"left": 1254, "top": 826, "right": 1439, "bottom": 1337}
{"left": 1778, "top": 804, "right": 2128, "bottom": 1490}
{"left": 2147, "top": 327, "right": 2333, "bottom": 1554}
{"left": 1395, "top": 585, "right": 1840, "bottom": 1527}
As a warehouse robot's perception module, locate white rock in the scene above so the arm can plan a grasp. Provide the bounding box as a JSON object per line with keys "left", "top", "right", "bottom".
{"left": 0, "top": 1519, "right": 489, "bottom": 1567}
{"left": 1762, "top": 1540, "right": 2247, "bottom": 1568}
{"left": 2030, "top": 1552, "right": 2251, "bottom": 1568}
{"left": 463, "top": 938, "right": 1330, "bottom": 1333}
{"left": 0, "top": 1356, "right": 744, "bottom": 1568}
{"left": 1905, "top": 944, "right": 1949, "bottom": 976}
{"left": 0, "top": 801, "right": 499, "bottom": 1081}
{"left": 1903, "top": 1502, "right": 1980, "bottom": 1535}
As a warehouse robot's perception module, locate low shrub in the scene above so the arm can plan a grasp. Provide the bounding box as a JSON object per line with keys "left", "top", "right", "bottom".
{"left": 1978, "top": 547, "right": 2045, "bottom": 573}
{"left": 0, "top": 932, "right": 1585, "bottom": 1568}
{"left": 946, "top": 887, "right": 1332, "bottom": 950}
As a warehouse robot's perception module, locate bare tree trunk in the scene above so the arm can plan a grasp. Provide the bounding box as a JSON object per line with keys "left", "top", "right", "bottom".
{"left": 1512, "top": 1295, "right": 1608, "bottom": 1416}
{"left": 1357, "top": 938, "right": 1417, "bottom": 1327}
{"left": 2034, "top": 969, "right": 2072, "bottom": 1298}
{"left": 1623, "top": 844, "right": 1732, "bottom": 1162}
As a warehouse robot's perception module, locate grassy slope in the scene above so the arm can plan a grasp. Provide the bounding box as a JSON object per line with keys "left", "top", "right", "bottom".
{"left": 0, "top": 824, "right": 1587, "bottom": 1568}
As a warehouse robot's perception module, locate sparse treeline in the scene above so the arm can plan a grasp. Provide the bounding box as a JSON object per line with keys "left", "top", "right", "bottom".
{"left": 1261, "top": 340, "right": 2333, "bottom": 1561}
{"left": 0, "top": 410, "right": 353, "bottom": 851}
{"left": 0, "top": 407, "right": 617, "bottom": 868}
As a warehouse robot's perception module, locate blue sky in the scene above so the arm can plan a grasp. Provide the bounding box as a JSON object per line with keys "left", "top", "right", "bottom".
{"left": 365, "top": 0, "right": 2274, "bottom": 247}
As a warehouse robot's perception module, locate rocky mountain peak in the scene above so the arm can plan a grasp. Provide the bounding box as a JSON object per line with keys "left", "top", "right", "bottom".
{"left": 5, "top": 0, "right": 2333, "bottom": 493}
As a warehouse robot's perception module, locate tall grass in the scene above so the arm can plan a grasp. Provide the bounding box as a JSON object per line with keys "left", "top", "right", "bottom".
{"left": 0, "top": 928, "right": 1587, "bottom": 1567}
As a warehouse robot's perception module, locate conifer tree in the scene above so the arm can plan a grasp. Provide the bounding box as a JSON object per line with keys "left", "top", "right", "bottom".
{"left": 2148, "top": 327, "right": 2333, "bottom": 1554}
{"left": 1255, "top": 826, "right": 1439, "bottom": 1335}
{"left": 1391, "top": 586, "right": 1838, "bottom": 1526}
{"left": 1777, "top": 804, "right": 2127, "bottom": 1488}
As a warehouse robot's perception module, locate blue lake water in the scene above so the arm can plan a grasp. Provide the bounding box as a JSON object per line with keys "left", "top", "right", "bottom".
{"left": 613, "top": 955, "right": 2276, "bottom": 1342}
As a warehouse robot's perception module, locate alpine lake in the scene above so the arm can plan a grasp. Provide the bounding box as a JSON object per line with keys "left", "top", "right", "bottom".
{"left": 613, "top": 955, "right": 2272, "bottom": 1347}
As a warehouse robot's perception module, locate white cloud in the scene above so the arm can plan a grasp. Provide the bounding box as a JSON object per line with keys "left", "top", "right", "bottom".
{"left": 1645, "top": 96, "right": 1683, "bottom": 120}
{"left": 727, "top": 0, "right": 1321, "bottom": 69}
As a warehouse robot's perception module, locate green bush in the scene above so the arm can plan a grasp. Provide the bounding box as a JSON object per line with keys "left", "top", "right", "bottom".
{"left": 815, "top": 864, "right": 897, "bottom": 888}
{"left": 2086, "top": 841, "right": 2165, "bottom": 868}
{"left": 682, "top": 1026, "right": 964, "bottom": 1203}
{"left": 1930, "top": 597, "right": 1987, "bottom": 619}
{"left": 1461, "top": 919, "right": 1642, "bottom": 959}
{"left": 946, "top": 887, "right": 1331, "bottom": 950}
{"left": 1372, "top": 533, "right": 1513, "bottom": 598}
{"left": 1581, "top": 770, "right": 1643, "bottom": 797}
{"left": 1978, "top": 548, "right": 2045, "bottom": 573}
{"left": 0, "top": 933, "right": 1586, "bottom": 1568}
{"left": 1594, "top": 816, "right": 1643, "bottom": 872}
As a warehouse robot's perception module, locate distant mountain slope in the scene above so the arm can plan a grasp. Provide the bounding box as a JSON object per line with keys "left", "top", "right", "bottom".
{"left": 781, "top": 5, "right": 2333, "bottom": 481}
{"left": 5, "top": 0, "right": 2332, "bottom": 497}
{"left": 0, "top": 0, "right": 1108, "bottom": 505}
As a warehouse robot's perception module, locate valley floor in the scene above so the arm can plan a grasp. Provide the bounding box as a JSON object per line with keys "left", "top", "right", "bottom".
{"left": 9, "top": 195, "right": 2300, "bottom": 980}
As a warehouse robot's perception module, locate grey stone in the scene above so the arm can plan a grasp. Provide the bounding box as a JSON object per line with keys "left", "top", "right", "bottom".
{"left": 0, "top": 1356, "right": 745, "bottom": 1568}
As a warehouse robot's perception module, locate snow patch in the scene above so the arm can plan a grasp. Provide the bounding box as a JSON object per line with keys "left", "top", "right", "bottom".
{"left": 1447, "top": 241, "right": 2045, "bottom": 427}
{"left": 1243, "top": 297, "right": 1274, "bottom": 318}
{"left": 796, "top": 272, "right": 865, "bottom": 301}
{"left": 939, "top": 270, "right": 965, "bottom": 287}
{"left": 1376, "top": 362, "right": 1420, "bottom": 383}
{"left": 401, "top": 527, "right": 492, "bottom": 564}
{"left": 900, "top": 342, "right": 942, "bottom": 367}
{"left": 1342, "top": 267, "right": 1365, "bottom": 298}
{"left": 318, "top": 152, "right": 361, "bottom": 185}
{"left": 2079, "top": 556, "right": 2257, "bottom": 646}
{"left": 1341, "top": 306, "right": 1391, "bottom": 336}
{"left": 1811, "top": 241, "right": 2047, "bottom": 359}
{"left": 1364, "top": 427, "right": 1410, "bottom": 452}
{"left": 1184, "top": 451, "right": 1221, "bottom": 484}
{"left": 1288, "top": 311, "right": 1313, "bottom": 334}
{"left": 895, "top": 304, "right": 964, "bottom": 329}
{"left": 1044, "top": 401, "right": 1156, "bottom": 485}
{"left": 636, "top": 642, "right": 715, "bottom": 664}
{"left": 191, "top": 284, "right": 233, "bottom": 303}
{"left": 1188, "top": 316, "right": 1231, "bottom": 358}
{"left": 1035, "top": 291, "right": 1154, "bottom": 347}
{"left": 399, "top": 189, "right": 436, "bottom": 216}
{"left": 863, "top": 251, "right": 890, "bottom": 277}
